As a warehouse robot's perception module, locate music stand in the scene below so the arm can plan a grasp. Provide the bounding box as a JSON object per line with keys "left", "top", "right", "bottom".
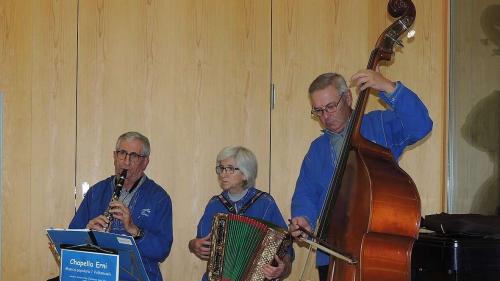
{"left": 47, "top": 228, "right": 150, "bottom": 281}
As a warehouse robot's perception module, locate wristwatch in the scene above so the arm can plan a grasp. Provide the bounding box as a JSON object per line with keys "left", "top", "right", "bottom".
{"left": 133, "top": 227, "right": 144, "bottom": 240}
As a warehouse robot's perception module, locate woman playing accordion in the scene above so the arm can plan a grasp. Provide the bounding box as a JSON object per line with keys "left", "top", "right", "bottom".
{"left": 189, "top": 146, "right": 293, "bottom": 281}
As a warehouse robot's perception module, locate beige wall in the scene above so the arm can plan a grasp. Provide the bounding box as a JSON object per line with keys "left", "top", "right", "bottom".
{"left": 0, "top": 0, "right": 447, "bottom": 280}
{"left": 0, "top": 0, "right": 77, "bottom": 280}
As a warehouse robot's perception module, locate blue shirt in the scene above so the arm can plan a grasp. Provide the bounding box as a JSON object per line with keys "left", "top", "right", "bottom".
{"left": 291, "top": 82, "right": 432, "bottom": 266}
{"left": 197, "top": 187, "right": 292, "bottom": 281}
{"left": 69, "top": 175, "right": 173, "bottom": 281}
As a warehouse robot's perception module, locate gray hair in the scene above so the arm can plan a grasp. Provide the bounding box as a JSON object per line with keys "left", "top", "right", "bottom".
{"left": 115, "top": 131, "right": 151, "bottom": 156}
{"left": 308, "top": 72, "right": 349, "bottom": 96}
{"left": 216, "top": 146, "right": 257, "bottom": 189}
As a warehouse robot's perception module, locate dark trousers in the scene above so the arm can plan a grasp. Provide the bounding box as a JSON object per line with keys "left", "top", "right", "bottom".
{"left": 318, "top": 265, "right": 329, "bottom": 281}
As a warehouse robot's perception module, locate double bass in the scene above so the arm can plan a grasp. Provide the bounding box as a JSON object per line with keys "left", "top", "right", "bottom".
{"left": 315, "top": 1, "right": 420, "bottom": 281}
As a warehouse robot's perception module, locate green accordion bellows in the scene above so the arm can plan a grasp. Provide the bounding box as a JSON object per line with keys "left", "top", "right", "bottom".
{"left": 207, "top": 213, "right": 291, "bottom": 281}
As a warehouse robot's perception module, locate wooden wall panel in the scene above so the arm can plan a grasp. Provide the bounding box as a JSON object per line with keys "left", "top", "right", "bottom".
{"left": 76, "top": 1, "right": 270, "bottom": 280}
{"left": 271, "top": 1, "right": 447, "bottom": 280}
{"left": 0, "top": 2, "right": 33, "bottom": 279}
{"left": 0, "top": 0, "right": 447, "bottom": 280}
{"left": 0, "top": 0, "right": 77, "bottom": 280}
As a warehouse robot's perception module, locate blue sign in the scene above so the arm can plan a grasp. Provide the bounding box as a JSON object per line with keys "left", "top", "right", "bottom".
{"left": 60, "top": 248, "right": 119, "bottom": 281}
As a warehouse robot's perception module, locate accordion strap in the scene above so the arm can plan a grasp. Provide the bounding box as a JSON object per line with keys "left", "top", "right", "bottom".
{"left": 216, "top": 190, "right": 265, "bottom": 215}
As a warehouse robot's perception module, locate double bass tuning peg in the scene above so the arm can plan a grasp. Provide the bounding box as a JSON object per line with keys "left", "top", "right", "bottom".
{"left": 385, "top": 33, "right": 405, "bottom": 48}
{"left": 407, "top": 29, "right": 416, "bottom": 39}
{"left": 385, "top": 28, "right": 416, "bottom": 49}
{"left": 393, "top": 29, "right": 416, "bottom": 48}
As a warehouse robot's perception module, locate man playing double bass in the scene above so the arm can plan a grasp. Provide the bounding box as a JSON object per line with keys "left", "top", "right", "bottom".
{"left": 289, "top": 69, "right": 432, "bottom": 281}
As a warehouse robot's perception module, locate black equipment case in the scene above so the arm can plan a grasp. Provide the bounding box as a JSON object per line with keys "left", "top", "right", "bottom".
{"left": 411, "top": 232, "right": 500, "bottom": 281}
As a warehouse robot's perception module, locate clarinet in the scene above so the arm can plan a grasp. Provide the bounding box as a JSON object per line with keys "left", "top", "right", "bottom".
{"left": 103, "top": 169, "right": 128, "bottom": 232}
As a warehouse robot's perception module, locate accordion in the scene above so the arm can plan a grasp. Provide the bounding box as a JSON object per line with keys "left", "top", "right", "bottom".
{"left": 207, "top": 213, "right": 291, "bottom": 281}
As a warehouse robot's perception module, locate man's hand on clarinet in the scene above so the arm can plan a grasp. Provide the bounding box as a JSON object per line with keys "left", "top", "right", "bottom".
{"left": 108, "top": 200, "right": 134, "bottom": 229}
{"left": 86, "top": 215, "right": 110, "bottom": 231}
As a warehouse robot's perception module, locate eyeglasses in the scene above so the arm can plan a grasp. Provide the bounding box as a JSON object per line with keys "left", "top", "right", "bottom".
{"left": 215, "top": 165, "right": 240, "bottom": 175}
{"left": 310, "top": 95, "right": 345, "bottom": 117}
{"left": 115, "top": 150, "right": 146, "bottom": 163}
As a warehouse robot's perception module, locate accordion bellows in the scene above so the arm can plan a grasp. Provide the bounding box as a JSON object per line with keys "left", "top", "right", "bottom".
{"left": 207, "top": 213, "right": 291, "bottom": 281}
